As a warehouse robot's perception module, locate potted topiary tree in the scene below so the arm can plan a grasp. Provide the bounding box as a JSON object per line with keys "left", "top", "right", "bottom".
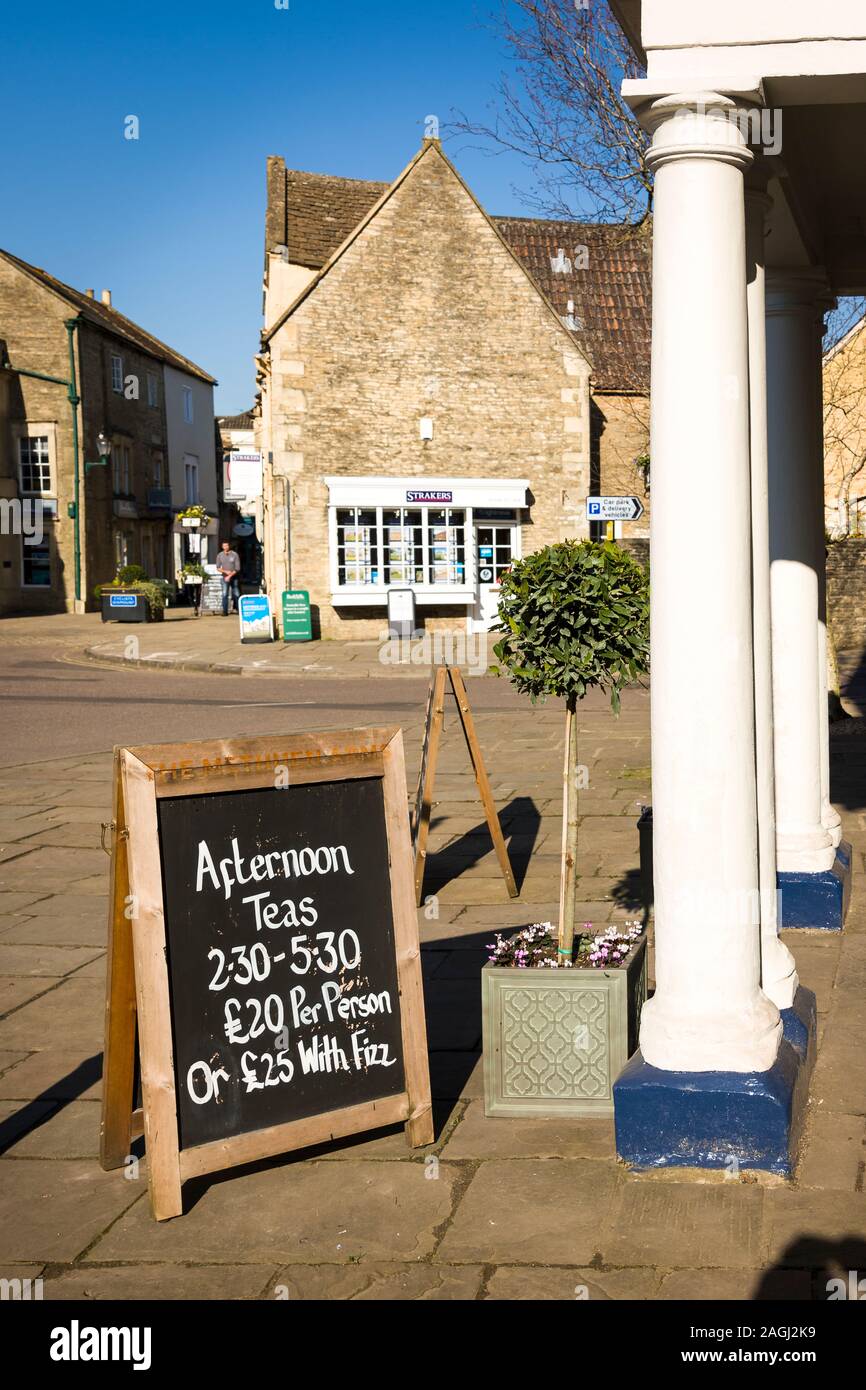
{"left": 482, "top": 539, "right": 651, "bottom": 1116}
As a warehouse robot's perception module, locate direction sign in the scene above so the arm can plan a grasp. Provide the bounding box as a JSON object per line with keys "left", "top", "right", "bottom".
{"left": 586, "top": 496, "right": 644, "bottom": 522}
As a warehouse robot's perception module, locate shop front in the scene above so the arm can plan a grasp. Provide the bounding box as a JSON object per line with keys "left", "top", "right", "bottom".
{"left": 325, "top": 477, "right": 529, "bottom": 633}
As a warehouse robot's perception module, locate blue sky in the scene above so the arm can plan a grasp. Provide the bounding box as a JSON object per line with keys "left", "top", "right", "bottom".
{"left": 2, "top": 0, "right": 542, "bottom": 412}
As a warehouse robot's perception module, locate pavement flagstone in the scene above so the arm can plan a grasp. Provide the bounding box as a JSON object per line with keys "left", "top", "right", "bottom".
{"left": 0, "top": 617, "right": 865, "bottom": 1299}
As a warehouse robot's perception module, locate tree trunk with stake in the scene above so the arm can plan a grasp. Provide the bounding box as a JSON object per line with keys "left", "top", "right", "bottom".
{"left": 558, "top": 694, "right": 580, "bottom": 960}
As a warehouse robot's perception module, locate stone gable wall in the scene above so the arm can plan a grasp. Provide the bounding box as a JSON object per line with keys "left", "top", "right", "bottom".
{"left": 264, "top": 144, "right": 594, "bottom": 638}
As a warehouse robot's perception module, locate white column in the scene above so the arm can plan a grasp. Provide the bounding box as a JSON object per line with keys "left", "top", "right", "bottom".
{"left": 640, "top": 94, "right": 781, "bottom": 1074}
{"left": 766, "top": 272, "right": 836, "bottom": 874}
{"left": 745, "top": 184, "right": 798, "bottom": 1010}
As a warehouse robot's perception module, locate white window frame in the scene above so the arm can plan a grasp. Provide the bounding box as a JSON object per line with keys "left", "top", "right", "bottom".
{"left": 111, "top": 353, "right": 124, "bottom": 394}
{"left": 184, "top": 454, "right": 199, "bottom": 505}
{"left": 15, "top": 425, "right": 56, "bottom": 497}
{"left": 182, "top": 386, "right": 194, "bottom": 424}
{"left": 147, "top": 371, "right": 159, "bottom": 408}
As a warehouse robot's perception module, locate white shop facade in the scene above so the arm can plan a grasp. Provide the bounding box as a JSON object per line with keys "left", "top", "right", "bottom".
{"left": 325, "top": 476, "right": 530, "bottom": 634}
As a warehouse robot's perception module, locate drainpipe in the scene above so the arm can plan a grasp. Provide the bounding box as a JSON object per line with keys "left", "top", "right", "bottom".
{"left": 64, "top": 318, "right": 83, "bottom": 606}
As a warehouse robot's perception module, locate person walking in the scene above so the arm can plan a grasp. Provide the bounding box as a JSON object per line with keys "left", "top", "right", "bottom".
{"left": 216, "top": 541, "right": 242, "bottom": 616}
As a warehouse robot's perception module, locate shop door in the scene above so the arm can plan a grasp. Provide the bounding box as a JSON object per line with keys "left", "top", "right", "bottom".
{"left": 471, "top": 523, "right": 517, "bottom": 633}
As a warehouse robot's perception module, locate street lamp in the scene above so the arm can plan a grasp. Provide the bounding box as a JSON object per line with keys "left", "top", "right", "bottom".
{"left": 86, "top": 432, "right": 111, "bottom": 473}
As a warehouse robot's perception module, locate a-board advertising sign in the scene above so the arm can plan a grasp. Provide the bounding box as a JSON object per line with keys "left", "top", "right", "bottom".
{"left": 99, "top": 729, "right": 433, "bottom": 1220}
{"left": 238, "top": 594, "right": 274, "bottom": 643}
{"left": 281, "top": 590, "right": 313, "bottom": 643}
{"left": 387, "top": 588, "right": 415, "bottom": 641}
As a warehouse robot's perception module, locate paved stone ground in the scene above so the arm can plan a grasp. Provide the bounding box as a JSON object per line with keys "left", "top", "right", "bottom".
{"left": 0, "top": 611, "right": 497, "bottom": 679}
{"left": 1, "top": 646, "right": 865, "bottom": 1300}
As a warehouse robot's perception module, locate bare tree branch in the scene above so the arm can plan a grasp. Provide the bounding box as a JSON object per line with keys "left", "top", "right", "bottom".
{"left": 449, "top": 0, "right": 649, "bottom": 226}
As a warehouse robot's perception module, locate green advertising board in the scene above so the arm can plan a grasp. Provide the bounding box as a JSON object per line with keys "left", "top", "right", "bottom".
{"left": 282, "top": 589, "right": 313, "bottom": 643}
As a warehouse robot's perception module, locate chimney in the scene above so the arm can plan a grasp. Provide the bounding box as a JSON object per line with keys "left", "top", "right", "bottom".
{"left": 101, "top": 289, "right": 112, "bottom": 306}
{"left": 85, "top": 289, "right": 95, "bottom": 298}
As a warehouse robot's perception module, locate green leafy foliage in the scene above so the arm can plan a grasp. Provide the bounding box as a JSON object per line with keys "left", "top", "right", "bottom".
{"left": 116, "top": 563, "right": 147, "bottom": 586}
{"left": 493, "top": 540, "right": 650, "bottom": 713}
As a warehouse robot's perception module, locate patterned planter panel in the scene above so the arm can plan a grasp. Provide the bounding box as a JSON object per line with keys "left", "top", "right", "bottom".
{"left": 482, "top": 939, "right": 647, "bottom": 1117}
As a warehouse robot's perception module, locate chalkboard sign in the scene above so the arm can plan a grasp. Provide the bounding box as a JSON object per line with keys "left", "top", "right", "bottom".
{"left": 99, "top": 729, "right": 432, "bottom": 1221}
{"left": 200, "top": 571, "right": 224, "bottom": 615}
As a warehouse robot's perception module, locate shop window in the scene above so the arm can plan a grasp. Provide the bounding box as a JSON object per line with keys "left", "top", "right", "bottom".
{"left": 18, "top": 436, "right": 51, "bottom": 495}
{"left": 427, "top": 508, "right": 466, "bottom": 586}
{"left": 336, "top": 508, "right": 379, "bottom": 586}
{"left": 383, "top": 509, "right": 424, "bottom": 584}
{"left": 21, "top": 537, "right": 50, "bottom": 587}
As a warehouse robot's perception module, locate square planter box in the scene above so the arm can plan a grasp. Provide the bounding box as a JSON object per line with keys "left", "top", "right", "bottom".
{"left": 100, "top": 592, "right": 163, "bottom": 623}
{"left": 482, "top": 937, "right": 647, "bottom": 1117}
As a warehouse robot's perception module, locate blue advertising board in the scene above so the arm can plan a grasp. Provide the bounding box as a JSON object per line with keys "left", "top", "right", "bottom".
{"left": 238, "top": 594, "right": 274, "bottom": 644}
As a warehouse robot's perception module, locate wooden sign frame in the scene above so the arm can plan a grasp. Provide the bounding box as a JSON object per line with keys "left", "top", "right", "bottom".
{"left": 411, "top": 666, "right": 518, "bottom": 906}
{"left": 99, "top": 728, "right": 433, "bottom": 1222}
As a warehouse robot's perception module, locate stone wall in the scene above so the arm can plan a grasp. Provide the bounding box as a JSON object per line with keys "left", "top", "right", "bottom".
{"left": 593, "top": 392, "right": 651, "bottom": 539}
{"left": 828, "top": 539, "right": 866, "bottom": 651}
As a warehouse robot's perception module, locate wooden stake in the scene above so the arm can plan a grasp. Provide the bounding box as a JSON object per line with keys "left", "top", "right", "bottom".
{"left": 558, "top": 698, "right": 579, "bottom": 959}
{"left": 449, "top": 667, "right": 518, "bottom": 900}
{"left": 412, "top": 666, "right": 447, "bottom": 906}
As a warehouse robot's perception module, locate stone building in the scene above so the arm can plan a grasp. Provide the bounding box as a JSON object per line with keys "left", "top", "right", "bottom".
{"left": 824, "top": 313, "right": 866, "bottom": 536}
{"left": 257, "top": 140, "right": 650, "bottom": 638}
{"left": 0, "top": 249, "right": 217, "bottom": 615}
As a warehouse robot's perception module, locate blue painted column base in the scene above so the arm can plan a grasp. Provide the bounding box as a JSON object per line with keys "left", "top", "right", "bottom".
{"left": 614, "top": 988, "right": 817, "bottom": 1176}
{"left": 777, "top": 841, "right": 851, "bottom": 930}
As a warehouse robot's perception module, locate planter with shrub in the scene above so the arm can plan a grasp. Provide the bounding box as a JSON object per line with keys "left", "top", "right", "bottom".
{"left": 95, "top": 565, "right": 168, "bottom": 623}
{"left": 484, "top": 540, "right": 651, "bottom": 1116}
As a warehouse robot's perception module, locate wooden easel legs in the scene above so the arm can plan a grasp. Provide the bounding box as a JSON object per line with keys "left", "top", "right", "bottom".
{"left": 412, "top": 666, "right": 518, "bottom": 907}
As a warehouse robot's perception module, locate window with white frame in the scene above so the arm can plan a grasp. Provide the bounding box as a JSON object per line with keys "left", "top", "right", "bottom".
{"left": 334, "top": 505, "right": 467, "bottom": 590}
{"left": 111, "top": 354, "right": 124, "bottom": 394}
{"left": 336, "top": 509, "right": 380, "bottom": 586}
{"left": 426, "top": 508, "right": 466, "bottom": 585}
{"left": 147, "top": 371, "right": 159, "bottom": 408}
{"left": 184, "top": 455, "right": 199, "bottom": 504}
{"left": 182, "top": 386, "right": 193, "bottom": 424}
{"left": 18, "top": 436, "right": 52, "bottom": 495}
